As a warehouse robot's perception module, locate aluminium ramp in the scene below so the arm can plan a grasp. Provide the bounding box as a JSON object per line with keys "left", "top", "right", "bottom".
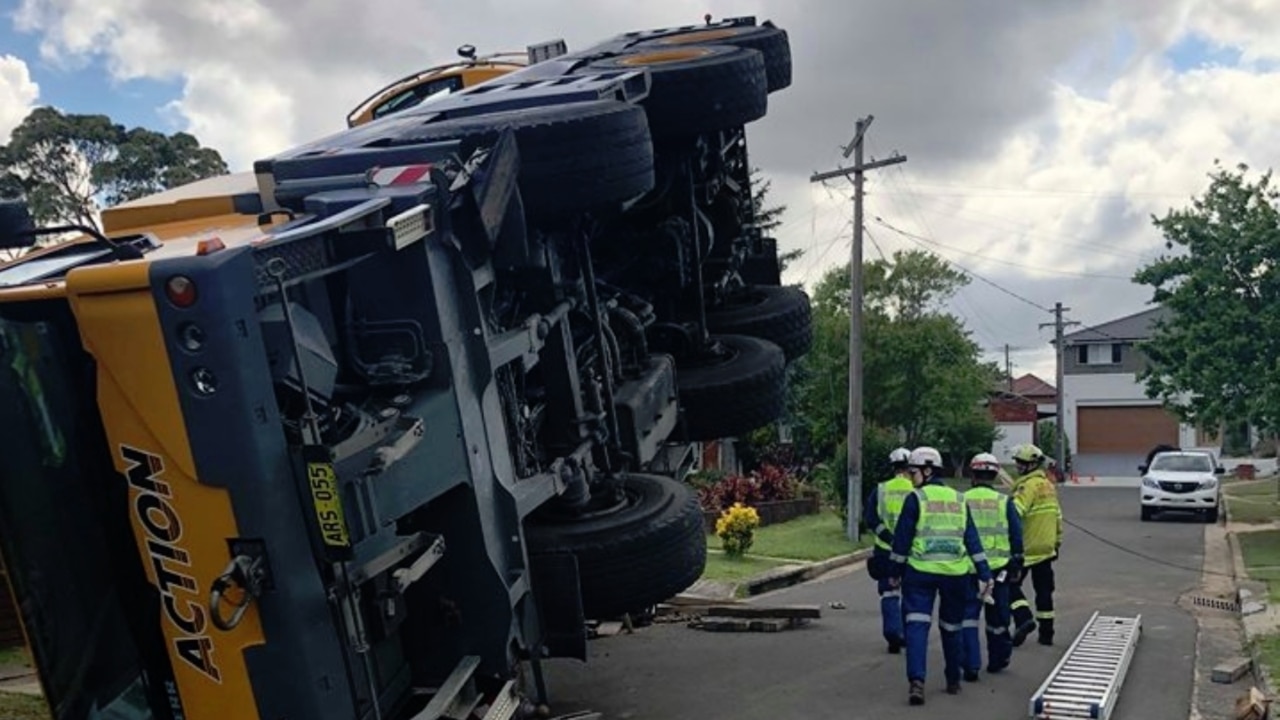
{"left": 1029, "top": 611, "right": 1142, "bottom": 719}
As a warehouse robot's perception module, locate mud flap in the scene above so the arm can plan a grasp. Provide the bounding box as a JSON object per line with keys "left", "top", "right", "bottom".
{"left": 528, "top": 553, "right": 587, "bottom": 661}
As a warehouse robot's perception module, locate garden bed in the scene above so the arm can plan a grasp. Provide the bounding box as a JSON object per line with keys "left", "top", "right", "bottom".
{"left": 701, "top": 492, "right": 820, "bottom": 532}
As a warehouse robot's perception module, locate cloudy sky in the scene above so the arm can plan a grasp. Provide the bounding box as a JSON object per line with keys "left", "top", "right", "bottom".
{"left": 1, "top": 0, "right": 1276, "bottom": 382}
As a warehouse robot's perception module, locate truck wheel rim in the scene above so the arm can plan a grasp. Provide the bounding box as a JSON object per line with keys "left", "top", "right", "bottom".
{"left": 615, "top": 48, "right": 716, "bottom": 66}
{"left": 653, "top": 29, "right": 744, "bottom": 45}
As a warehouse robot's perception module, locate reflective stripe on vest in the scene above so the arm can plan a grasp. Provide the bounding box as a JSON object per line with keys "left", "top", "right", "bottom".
{"left": 964, "top": 486, "right": 1010, "bottom": 570}
{"left": 874, "top": 475, "right": 915, "bottom": 550}
{"left": 909, "top": 484, "right": 971, "bottom": 575}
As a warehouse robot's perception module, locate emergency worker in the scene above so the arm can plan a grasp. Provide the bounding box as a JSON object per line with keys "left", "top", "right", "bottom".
{"left": 863, "top": 447, "right": 915, "bottom": 653}
{"left": 888, "top": 446, "right": 992, "bottom": 706}
{"left": 1007, "top": 443, "right": 1063, "bottom": 646}
{"left": 960, "top": 452, "right": 1023, "bottom": 678}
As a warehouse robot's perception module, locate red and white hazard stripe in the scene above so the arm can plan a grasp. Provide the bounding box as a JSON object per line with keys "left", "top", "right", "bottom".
{"left": 367, "top": 164, "right": 434, "bottom": 186}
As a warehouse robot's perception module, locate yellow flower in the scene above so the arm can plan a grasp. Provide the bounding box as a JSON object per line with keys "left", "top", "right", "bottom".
{"left": 716, "top": 503, "right": 760, "bottom": 557}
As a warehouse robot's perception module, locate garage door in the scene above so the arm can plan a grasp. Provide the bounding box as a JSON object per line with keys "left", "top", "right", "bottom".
{"left": 1077, "top": 406, "right": 1179, "bottom": 454}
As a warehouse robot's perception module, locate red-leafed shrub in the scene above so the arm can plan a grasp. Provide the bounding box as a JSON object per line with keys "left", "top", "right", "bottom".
{"left": 697, "top": 463, "right": 800, "bottom": 512}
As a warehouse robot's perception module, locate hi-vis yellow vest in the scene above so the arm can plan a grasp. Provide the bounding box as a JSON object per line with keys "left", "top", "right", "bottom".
{"left": 964, "top": 485, "right": 1010, "bottom": 570}
{"left": 909, "top": 484, "right": 971, "bottom": 576}
{"left": 875, "top": 475, "right": 915, "bottom": 550}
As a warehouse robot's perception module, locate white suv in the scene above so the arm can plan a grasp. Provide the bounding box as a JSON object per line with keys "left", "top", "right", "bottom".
{"left": 1139, "top": 450, "right": 1224, "bottom": 522}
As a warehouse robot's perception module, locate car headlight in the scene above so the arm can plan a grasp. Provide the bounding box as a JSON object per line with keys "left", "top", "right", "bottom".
{"left": 1199, "top": 478, "right": 1218, "bottom": 490}
{"left": 1142, "top": 477, "right": 1159, "bottom": 489}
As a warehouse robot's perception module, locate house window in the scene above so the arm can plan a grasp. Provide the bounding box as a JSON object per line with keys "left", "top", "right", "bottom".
{"left": 1077, "top": 343, "right": 1121, "bottom": 365}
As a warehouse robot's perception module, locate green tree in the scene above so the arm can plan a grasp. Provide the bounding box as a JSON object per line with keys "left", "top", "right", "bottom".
{"left": 96, "top": 128, "right": 229, "bottom": 206}
{"left": 1036, "top": 420, "right": 1072, "bottom": 469}
{"left": 0, "top": 107, "right": 228, "bottom": 231}
{"left": 1133, "top": 161, "right": 1280, "bottom": 433}
{"left": 796, "top": 249, "right": 998, "bottom": 493}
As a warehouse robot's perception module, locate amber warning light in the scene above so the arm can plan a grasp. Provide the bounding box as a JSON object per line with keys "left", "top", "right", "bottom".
{"left": 165, "top": 275, "right": 197, "bottom": 307}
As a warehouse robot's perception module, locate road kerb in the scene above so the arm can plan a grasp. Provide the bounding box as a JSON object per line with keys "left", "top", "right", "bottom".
{"left": 1221, "top": 497, "right": 1280, "bottom": 701}
{"left": 742, "top": 548, "right": 873, "bottom": 596}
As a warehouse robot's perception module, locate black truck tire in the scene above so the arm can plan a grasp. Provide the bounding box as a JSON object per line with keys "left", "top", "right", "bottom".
{"left": 525, "top": 474, "right": 706, "bottom": 619}
{"left": 635, "top": 24, "right": 792, "bottom": 92}
{"left": 583, "top": 45, "right": 768, "bottom": 138}
{"left": 674, "top": 333, "right": 786, "bottom": 440}
{"left": 706, "top": 285, "right": 813, "bottom": 361}
{"left": 399, "top": 100, "right": 655, "bottom": 220}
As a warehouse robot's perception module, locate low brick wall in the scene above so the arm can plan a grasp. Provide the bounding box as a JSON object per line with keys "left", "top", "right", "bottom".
{"left": 703, "top": 492, "right": 821, "bottom": 532}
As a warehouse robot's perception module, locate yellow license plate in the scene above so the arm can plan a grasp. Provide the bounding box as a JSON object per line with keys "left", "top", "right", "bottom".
{"left": 307, "top": 461, "right": 351, "bottom": 550}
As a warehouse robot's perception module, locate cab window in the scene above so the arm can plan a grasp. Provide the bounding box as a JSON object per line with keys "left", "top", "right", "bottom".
{"left": 371, "top": 75, "right": 464, "bottom": 120}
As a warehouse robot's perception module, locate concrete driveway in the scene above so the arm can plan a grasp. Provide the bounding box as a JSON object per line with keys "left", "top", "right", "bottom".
{"left": 1073, "top": 453, "right": 1145, "bottom": 478}
{"left": 540, "top": 487, "right": 1205, "bottom": 718}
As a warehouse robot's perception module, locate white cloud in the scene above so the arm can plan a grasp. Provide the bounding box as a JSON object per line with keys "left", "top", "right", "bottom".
{"left": 11, "top": 0, "right": 1280, "bottom": 386}
{"left": 0, "top": 54, "right": 39, "bottom": 142}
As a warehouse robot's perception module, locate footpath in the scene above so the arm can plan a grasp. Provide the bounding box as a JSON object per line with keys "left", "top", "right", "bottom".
{"left": 1190, "top": 476, "right": 1280, "bottom": 720}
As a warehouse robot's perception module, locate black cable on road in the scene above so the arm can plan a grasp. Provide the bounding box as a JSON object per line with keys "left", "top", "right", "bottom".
{"left": 1061, "top": 516, "right": 1236, "bottom": 578}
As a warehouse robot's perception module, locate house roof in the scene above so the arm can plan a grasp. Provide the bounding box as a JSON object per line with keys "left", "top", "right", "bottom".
{"left": 1060, "top": 305, "right": 1172, "bottom": 344}
{"left": 1011, "top": 373, "right": 1056, "bottom": 398}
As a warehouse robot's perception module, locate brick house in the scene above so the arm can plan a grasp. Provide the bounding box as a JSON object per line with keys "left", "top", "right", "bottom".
{"left": 987, "top": 374, "right": 1057, "bottom": 462}
{"left": 1055, "top": 306, "right": 1232, "bottom": 476}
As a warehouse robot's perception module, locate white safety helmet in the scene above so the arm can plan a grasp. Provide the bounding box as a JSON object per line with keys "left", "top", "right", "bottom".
{"left": 889, "top": 447, "right": 911, "bottom": 465}
{"left": 970, "top": 452, "right": 1001, "bottom": 473}
{"left": 909, "top": 446, "right": 943, "bottom": 468}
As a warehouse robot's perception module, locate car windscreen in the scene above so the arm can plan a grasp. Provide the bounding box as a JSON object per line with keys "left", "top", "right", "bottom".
{"left": 1150, "top": 454, "right": 1213, "bottom": 472}
{"left": 0, "top": 298, "right": 182, "bottom": 719}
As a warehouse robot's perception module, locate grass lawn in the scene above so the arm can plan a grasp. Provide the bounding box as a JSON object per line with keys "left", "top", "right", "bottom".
{"left": 699, "top": 509, "right": 871, "bottom": 584}
{"left": 1225, "top": 481, "right": 1280, "bottom": 524}
{"left": 1253, "top": 632, "right": 1280, "bottom": 684}
{"left": 706, "top": 509, "right": 870, "bottom": 562}
{"left": 1237, "top": 530, "right": 1280, "bottom": 601}
{"left": 0, "top": 693, "right": 46, "bottom": 720}
{"left": 0, "top": 646, "right": 30, "bottom": 669}
{"left": 700, "top": 553, "right": 790, "bottom": 583}
{"left": 749, "top": 509, "right": 870, "bottom": 561}
{"left": 1225, "top": 479, "right": 1280, "bottom": 497}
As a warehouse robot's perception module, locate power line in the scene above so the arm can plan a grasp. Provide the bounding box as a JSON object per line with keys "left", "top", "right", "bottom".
{"left": 876, "top": 178, "right": 1195, "bottom": 199}
{"left": 874, "top": 218, "right": 1135, "bottom": 281}
{"left": 871, "top": 221, "right": 1053, "bottom": 313}
{"left": 865, "top": 226, "right": 887, "bottom": 261}
{"left": 872, "top": 182, "right": 1152, "bottom": 262}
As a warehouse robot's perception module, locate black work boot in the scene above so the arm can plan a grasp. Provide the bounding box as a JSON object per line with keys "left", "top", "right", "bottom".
{"left": 945, "top": 681, "right": 961, "bottom": 695}
{"left": 1038, "top": 619, "right": 1055, "bottom": 646}
{"left": 887, "top": 637, "right": 902, "bottom": 654}
{"left": 964, "top": 669, "right": 980, "bottom": 682}
{"left": 1012, "top": 619, "right": 1037, "bottom": 647}
{"left": 908, "top": 680, "right": 925, "bottom": 705}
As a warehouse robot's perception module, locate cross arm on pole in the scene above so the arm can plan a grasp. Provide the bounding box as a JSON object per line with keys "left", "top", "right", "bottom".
{"left": 809, "top": 154, "right": 907, "bottom": 184}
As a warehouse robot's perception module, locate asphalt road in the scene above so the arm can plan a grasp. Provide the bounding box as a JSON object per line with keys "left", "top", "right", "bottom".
{"left": 540, "top": 487, "right": 1206, "bottom": 719}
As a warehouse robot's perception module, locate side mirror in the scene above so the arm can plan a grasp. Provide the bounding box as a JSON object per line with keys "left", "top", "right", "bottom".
{"left": 1215, "top": 467, "right": 1225, "bottom": 475}
{"left": 1138, "top": 465, "right": 1148, "bottom": 474}
{"left": 0, "top": 199, "right": 35, "bottom": 249}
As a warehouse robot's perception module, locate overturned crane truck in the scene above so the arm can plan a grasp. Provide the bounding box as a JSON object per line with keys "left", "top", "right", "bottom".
{"left": 0, "top": 15, "right": 809, "bottom": 720}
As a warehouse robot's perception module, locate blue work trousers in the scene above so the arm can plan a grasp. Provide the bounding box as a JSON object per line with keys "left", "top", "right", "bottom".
{"left": 901, "top": 569, "right": 968, "bottom": 685}
{"left": 961, "top": 574, "right": 1013, "bottom": 673}
{"left": 871, "top": 550, "right": 903, "bottom": 644}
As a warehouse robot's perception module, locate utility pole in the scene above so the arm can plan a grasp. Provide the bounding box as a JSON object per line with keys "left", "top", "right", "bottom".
{"left": 1005, "top": 344, "right": 1013, "bottom": 391}
{"left": 809, "top": 116, "right": 906, "bottom": 541}
{"left": 1040, "top": 303, "right": 1080, "bottom": 480}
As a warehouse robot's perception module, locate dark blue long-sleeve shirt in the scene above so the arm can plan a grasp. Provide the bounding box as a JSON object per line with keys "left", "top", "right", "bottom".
{"left": 889, "top": 476, "right": 993, "bottom": 582}
{"left": 863, "top": 478, "right": 905, "bottom": 547}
